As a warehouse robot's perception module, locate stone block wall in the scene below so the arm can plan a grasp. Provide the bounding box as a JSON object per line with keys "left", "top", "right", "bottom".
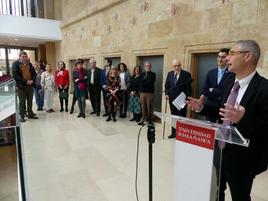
{"left": 56, "top": 0, "right": 268, "bottom": 83}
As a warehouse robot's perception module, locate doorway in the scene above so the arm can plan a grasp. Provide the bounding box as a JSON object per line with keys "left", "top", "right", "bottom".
{"left": 104, "top": 57, "right": 121, "bottom": 68}
{"left": 191, "top": 52, "right": 218, "bottom": 119}
{"left": 137, "top": 55, "right": 164, "bottom": 113}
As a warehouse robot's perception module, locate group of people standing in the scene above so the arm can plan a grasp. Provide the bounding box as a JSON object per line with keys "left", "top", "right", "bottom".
{"left": 70, "top": 58, "right": 156, "bottom": 124}
{"left": 12, "top": 51, "right": 71, "bottom": 122}
{"left": 11, "top": 40, "right": 268, "bottom": 201}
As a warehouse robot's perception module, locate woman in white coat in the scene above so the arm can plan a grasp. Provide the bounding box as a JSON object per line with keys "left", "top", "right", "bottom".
{"left": 41, "top": 64, "right": 55, "bottom": 113}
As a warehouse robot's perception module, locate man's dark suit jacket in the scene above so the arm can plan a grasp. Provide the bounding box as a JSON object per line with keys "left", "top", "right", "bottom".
{"left": 165, "top": 70, "right": 192, "bottom": 101}
{"left": 164, "top": 70, "right": 192, "bottom": 116}
{"left": 87, "top": 67, "right": 102, "bottom": 89}
{"left": 12, "top": 60, "right": 36, "bottom": 88}
{"left": 202, "top": 72, "right": 268, "bottom": 176}
{"left": 202, "top": 67, "right": 230, "bottom": 108}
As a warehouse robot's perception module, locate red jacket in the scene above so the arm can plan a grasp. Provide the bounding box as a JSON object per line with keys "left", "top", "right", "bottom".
{"left": 55, "top": 69, "right": 69, "bottom": 87}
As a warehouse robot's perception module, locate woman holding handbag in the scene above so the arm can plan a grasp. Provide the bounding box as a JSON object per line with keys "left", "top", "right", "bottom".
{"left": 55, "top": 61, "right": 70, "bottom": 112}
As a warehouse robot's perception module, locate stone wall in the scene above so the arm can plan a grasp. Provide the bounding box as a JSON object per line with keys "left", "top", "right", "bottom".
{"left": 56, "top": 0, "right": 268, "bottom": 82}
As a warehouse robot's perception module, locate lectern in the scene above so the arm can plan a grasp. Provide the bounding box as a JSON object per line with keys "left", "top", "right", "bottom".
{"left": 154, "top": 112, "right": 249, "bottom": 201}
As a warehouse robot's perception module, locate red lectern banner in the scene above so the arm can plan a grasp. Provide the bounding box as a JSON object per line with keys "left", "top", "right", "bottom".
{"left": 176, "top": 121, "right": 215, "bottom": 150}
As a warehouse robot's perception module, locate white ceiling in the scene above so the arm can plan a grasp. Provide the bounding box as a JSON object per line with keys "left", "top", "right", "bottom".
{"left": 0, "top": 34, "right": 56, "bottom": 47}
{"left": 0, "top": 15, "right": 62, "bottom": 48}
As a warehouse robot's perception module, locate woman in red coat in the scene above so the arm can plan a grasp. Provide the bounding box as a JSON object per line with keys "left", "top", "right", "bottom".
{"left": 55, "top": 61, "right": 70, "bottom": 112}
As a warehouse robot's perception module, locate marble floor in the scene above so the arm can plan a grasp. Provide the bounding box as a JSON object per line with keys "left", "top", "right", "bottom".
{"left": 19, "top": 98, "right": 268, "bottom": 201}
{"left": 0, "top": 145, "right": 18, "bottom": 201}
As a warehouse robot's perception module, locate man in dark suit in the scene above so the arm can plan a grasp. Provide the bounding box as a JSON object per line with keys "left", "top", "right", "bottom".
{"left": 164, "top": 59, "right": 192, "bottom": 138}
{"left": 100, "top": 59, "right": 112, "bottom": 116}
{"left": 87, "top": 58, "right": 102, "bottom": 116}
{"left": 202, "top": 48, "right": 231, "bottom": 122}
{"left": 12, "top": 51, "right": 39, "bottom": 122}
{"left": 188, "top": 40, "right": 268, "bottom": 201}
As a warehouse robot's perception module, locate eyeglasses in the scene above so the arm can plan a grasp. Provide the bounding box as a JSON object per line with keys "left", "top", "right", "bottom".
{"left": 217, "top": 55, "right": 227, "bottom": 59}
{"left": 174, "top": 65, "right": 181, "bottom": 67}
{"left": 229, "top": 50, "right": 249, "bottom": 56}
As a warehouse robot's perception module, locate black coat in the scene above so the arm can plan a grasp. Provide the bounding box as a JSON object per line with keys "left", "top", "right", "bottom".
{"left": 87, "top": 67, "right": 102, "bottom": 90}
{"left": 12, "top": 60, "right": 36, "bottom": 88}
{"left": 139, "top": 71, "right": 156, "bottom": 93}
{"left": 202, "top": 68, "right": 234, "bottom": 108}
{"left": 202, "top": 72, "right": 268, "bottom": 176}
{"left": 164, "top": 70, "right": 192, "bottom": 101}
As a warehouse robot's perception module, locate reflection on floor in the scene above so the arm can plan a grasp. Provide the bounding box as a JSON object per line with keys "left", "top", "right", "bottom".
{"left": 0, "top": 145, "right": 18, "bottom": 201}
{"left": 20, "top": 100, "right": 268, "bottom": 201}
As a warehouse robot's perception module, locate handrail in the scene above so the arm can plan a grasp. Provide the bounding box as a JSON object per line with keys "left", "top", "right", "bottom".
{"left": 0, "top": 77, "right": 14, "bottom": 87}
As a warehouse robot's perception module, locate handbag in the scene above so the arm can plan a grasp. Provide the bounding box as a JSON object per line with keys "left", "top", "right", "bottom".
{"left": 59, "top": 90, "right": 69, "bottom": 99}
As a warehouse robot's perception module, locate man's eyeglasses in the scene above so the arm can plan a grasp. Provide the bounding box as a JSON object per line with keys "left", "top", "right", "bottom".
{"left": 217, "top": 55, "right": 227, "bottom": 59}
{"left": 229, "top": 50, "right": 249, "bottom": 56}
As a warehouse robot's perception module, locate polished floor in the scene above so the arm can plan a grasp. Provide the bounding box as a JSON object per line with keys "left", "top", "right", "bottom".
{"left": 0, "top": 145, "right": 18, "bottom": 201}
{"left": 19, "top": 97, "right": 268, "bottom": 201}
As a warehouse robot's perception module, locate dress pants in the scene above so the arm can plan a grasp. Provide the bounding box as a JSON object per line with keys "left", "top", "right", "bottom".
{"left": 140, "top": 92, "right": 154, "bottom": 122}
{"left": 88, "top": 84, "right": 101, "bottom": 114}
{"left": 18, "top": 86, "right": 34, "bottom": 117}
{"left": 218, "top": 148, "right": 254, "bottom": 201}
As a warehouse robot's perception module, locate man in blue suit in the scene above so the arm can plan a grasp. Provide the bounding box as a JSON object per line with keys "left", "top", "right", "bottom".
{"left": 202, "top": 48, "right": 231, "bottom": 122}
{"left": 164, "top": 59, "right": 192, "bottom": 138}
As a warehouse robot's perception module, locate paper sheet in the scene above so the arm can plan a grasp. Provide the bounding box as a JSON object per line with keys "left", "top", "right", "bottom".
{"left": 172, "top": 92, "right": 187, "bottom": 110}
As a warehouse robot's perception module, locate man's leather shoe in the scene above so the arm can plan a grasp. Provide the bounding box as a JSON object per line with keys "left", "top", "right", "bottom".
{"left": 77, "top": 113, "right": 82, "bottom": 118}
{"left": 168, "top": 134, "right": 176, "bottom": 139}
{"left": 102, "top": 113, "right": 108, "bottom": 117}
{"left": 28, "top": 116, "right": 38, "bottom": 119}
{"left": 96, "top": 113, "right": 100, "bottom": 116}
{"left": 90, "top": 111, "right": 96, "bottom": 114}
{"left": 20, "top": 117, "right": 26, "bottom": 122}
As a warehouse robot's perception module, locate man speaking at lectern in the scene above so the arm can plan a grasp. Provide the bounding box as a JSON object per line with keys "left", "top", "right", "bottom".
{"left": 187, "top": 40, "right": 268, "bottom": 201}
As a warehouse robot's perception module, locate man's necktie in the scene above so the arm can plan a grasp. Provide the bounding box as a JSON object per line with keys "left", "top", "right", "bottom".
{"left": 174, "top": 73, "right": 177, "bottom": 87}
{"left": 219, "top": 81, "right": 240, "bottom": 148}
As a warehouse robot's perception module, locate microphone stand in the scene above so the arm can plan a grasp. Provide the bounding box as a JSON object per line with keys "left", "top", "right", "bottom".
{"left": 147, "top": 123, "right": 155, "bottom": 201}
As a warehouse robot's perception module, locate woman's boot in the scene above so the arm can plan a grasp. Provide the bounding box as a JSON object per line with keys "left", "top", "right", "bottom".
{"left": 106, "top": 113, "right": 112, "bottom": 121}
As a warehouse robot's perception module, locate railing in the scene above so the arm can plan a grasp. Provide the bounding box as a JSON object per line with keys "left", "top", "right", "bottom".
{"left": 0, "top": 79, "right": 28, "bottom": 201}
{"left": 0, "top": 0, "right": 37, "bottom": 17}
{"left": 0, "top": 77, "right": 14, "bottom": 87}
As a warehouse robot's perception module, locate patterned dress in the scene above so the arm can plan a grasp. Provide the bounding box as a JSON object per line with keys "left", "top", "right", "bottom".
{"left": 128, "top": 75, "right": 141, "bottom": 114}
{"left": 106, "top": 76, "right": 121, "bottom": 113}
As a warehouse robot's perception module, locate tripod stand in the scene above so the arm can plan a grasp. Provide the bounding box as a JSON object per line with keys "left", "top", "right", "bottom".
{"left": 147, "top": 123, "right": 155, "bottom": 201}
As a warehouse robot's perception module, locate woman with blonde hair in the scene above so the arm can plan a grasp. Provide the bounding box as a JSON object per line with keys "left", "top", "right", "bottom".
{"left": 105, "top": 67, "right": 121, "bottom": 122}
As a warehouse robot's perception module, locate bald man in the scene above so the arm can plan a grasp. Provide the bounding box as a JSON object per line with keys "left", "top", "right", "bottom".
{"left": 164, "top": 59, "right": 192, "bottom": 138}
